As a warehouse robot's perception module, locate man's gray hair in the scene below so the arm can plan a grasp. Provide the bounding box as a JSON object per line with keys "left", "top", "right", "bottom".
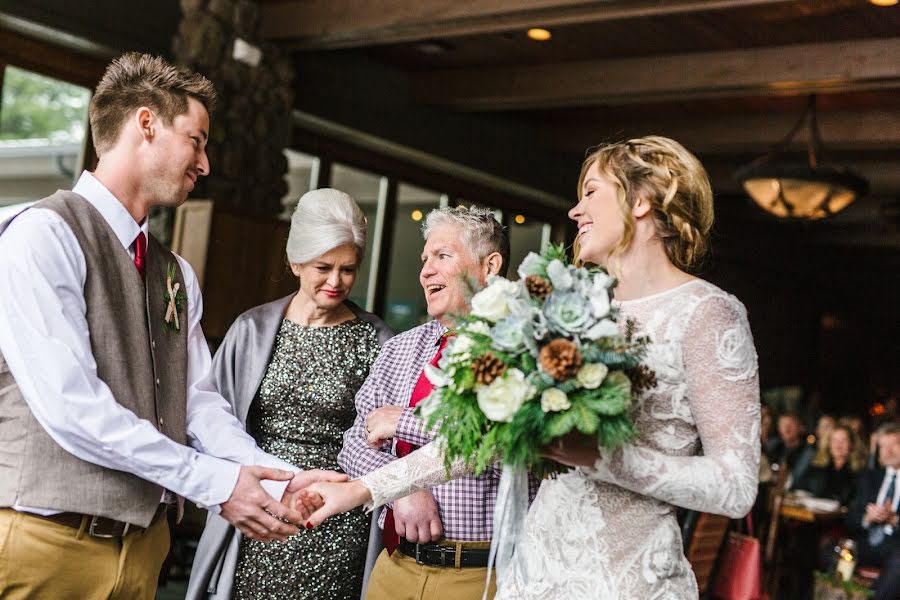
{"left": 422, "top": 205, "right": 510, "bottom": 277}
{"left": 286, "top": 188, "right": 366, "bottom": 264}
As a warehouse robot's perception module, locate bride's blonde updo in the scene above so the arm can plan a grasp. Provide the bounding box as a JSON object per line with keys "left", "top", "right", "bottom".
{"left": 576, "top": 136, "right": 714, "bottom": 272}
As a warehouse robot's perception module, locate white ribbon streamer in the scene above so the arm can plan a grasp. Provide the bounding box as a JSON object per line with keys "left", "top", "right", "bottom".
{"left": 483, "top": 465, "right": 529, "bottom": 600}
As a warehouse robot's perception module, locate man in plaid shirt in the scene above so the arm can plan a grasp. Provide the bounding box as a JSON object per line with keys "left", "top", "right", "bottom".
{"left": 339, "top": 206, "right": 540, "bottom": 600}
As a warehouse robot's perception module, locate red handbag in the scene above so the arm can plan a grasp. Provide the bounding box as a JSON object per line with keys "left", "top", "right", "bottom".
{"left": 711, "top": 516, "right": 766, "bottom": 600}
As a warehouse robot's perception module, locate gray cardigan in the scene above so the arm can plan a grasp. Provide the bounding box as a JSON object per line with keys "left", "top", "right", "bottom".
{"left": 185, "top": 294, "right": 393, "bottom": 600}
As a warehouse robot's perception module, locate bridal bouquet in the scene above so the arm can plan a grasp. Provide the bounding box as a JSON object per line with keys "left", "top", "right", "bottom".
{"left": 417, "top": 245, "right": 655, "bottom": 478}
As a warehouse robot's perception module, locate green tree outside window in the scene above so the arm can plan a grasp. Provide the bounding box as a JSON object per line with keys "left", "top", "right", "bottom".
{"left": 0, "top": 66, "right": 90, "bottom": 142}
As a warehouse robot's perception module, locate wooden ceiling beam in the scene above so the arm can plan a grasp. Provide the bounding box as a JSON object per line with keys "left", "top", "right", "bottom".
{"left": 414, "top": 37, "right": 900, "bottom": 110}
{"left": 260, "top": 0, "right": 791, "bottom": 48}
{"left": 541, "top": 109, "right": 900, "bottom": 155}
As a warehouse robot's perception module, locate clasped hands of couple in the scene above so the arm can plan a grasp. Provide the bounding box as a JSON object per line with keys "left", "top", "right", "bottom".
{"left": 284, "top": 409, "right": 606, "bottom": 532}
{"left": 218, "top": 464, "right": 347, "bottom": 542}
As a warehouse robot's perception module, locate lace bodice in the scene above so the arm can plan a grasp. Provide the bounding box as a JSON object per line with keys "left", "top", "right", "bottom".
{"left": 361, "top": 279, "right": 760, "bottom": 599}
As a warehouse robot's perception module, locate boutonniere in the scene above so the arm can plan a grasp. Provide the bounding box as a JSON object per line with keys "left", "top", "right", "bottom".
{"left": 163, "top": 262, "right": 186, "bottom": 332}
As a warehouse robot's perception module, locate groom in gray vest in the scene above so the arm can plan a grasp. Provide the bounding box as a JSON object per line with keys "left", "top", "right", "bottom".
{"left": 0, "top": 53, "right": 339, "bottom": 600}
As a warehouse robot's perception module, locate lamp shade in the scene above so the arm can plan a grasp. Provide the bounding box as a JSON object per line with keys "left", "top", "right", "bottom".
{"left": 736, "top": 162, "right": 869, "bottom": 220}
{"left": 735, "top": 95, "right": 870, "bottom": 220}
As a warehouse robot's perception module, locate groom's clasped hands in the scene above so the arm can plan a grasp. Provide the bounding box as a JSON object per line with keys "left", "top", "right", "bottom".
{"left": 219, "top": 465, "right": 349, "bottom": 541}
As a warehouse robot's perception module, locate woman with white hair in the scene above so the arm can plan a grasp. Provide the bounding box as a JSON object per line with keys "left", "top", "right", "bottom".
{"left": 186, "top": 188, "right": 393, "bottom": 600}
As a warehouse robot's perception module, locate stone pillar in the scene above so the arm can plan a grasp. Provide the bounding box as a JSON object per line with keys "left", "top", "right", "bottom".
{"left": 173, "top": 0, "right": 293, "bottom": 216}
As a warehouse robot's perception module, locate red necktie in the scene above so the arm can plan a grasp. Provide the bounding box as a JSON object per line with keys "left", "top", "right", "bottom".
{"left": 383, "top": 335, "right": 450, "bottom": 554}
{"left": 133, "top": 232, "right": 146, "bottom": 279}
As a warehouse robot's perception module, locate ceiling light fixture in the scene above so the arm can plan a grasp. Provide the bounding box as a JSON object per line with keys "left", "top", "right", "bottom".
{"left": 734, "top": 94, "right": 868, "bottom": 220}
{"left": 527, "top": 28, "right": 551, "bottom": 42}
{"left": 869, "top": 0, "right": 898, "bottom": 7}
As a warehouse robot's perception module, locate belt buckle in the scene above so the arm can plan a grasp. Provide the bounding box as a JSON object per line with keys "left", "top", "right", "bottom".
{"left": 414, "top": 543, "right": 423, "bottom": 565}
{"left": 88, "top": 515, "right": 128, "bottom": 538}
{"left": 440, "top": 545, "right": 453, "bottom": 567}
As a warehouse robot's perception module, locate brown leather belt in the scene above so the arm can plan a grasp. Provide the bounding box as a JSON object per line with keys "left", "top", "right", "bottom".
{"left": 30, "top": 503, "right": 169, "bottom": 538}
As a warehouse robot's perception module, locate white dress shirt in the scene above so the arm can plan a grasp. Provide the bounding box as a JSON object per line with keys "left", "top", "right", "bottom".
{"left": 0, "top": 172, "right": 292, "bottom": 515}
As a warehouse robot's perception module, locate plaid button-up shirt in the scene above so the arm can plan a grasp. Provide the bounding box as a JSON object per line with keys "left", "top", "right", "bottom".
{"left": 339, "top": 319, "right": 540, "bottom": 541}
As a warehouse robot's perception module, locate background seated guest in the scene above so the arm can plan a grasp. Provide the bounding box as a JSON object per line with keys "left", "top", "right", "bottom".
{"left": 814, "top": 413, "right": 837, "bottom": 452}
{"left": 839, "top": 415, "right": 868, "bottom": 441}
{"left": 847, "top": 421, "right": 900, "bottom": 600}
{"left": 795, "top": 424, "right": 863, "bottom": 506}
{"left": 187, "top": 189, "right": 393, "bottom": 600}
{"left": 766, "top": 411, "right": 816, "bottom": 487}
{"left": 759, "top": 404, "right": 775, "bottom": 484}
{"left": 838, "top": 414, "right": 870, "bottom": 465}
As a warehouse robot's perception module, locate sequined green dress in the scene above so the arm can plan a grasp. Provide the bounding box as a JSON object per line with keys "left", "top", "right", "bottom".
{"left": 232, "top": 318, "right": 379, "bottom": 600}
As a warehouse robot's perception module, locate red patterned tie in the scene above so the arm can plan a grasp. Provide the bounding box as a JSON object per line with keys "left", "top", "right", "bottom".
{"left": 133, "top": 232, "right": 147, "bottom": 279}
{"left": 383, "top": 335, "right": 450, "bottom": 554}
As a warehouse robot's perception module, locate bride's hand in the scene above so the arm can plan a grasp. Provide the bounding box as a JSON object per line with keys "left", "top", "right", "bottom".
{"left": 300, "top": 479, "right": 374, "bottom": 528}
{"left": 543, "top": 432, "right": 601, "bottom": 468}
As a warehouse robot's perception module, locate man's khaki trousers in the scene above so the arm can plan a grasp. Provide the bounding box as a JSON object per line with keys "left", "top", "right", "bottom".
{"left": 365, "top": 547, "right": 497, "bottom": 600}
{"left": 0, "top": 507, "right": 169, "bottom": 600}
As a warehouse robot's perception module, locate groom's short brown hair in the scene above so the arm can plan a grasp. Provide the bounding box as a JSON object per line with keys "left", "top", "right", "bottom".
{"left": 89, "top": 52, "right": 217, "bottom": 154}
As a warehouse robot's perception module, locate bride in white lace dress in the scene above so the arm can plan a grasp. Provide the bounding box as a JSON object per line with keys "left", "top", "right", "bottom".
{"left": 303, "top": 136, "right": 761, "bottom": 599}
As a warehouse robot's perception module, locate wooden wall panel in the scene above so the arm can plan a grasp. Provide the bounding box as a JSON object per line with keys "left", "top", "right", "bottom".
{"left": 200, "top": 210, "right": 297, "bottom": 340}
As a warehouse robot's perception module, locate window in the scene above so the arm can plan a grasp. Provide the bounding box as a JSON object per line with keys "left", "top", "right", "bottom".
{"left": 280, "top": 149, "right": 321, "bottom": 220}
{"left": 0, "top": 65, "right": 90, "bottom": 206}
{"left": 508, "top": 215, "right": 552, "bottom": 279}
{"left": 329, "top": 163, "right": 385, "bottom": 311}
{"left": 383, "top": 183, "right": 443, "bottom": 332}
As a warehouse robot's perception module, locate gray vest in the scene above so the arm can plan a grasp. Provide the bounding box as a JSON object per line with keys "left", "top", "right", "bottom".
{"left": 0, "top": 191, "right": 188, "bottom": 527}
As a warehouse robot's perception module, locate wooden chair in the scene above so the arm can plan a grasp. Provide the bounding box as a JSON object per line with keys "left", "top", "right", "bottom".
{"left": 763, "top": 461, "right": 791, "bottom": 597}
{"left": 682, "top": 510, "right": 732, "bottom": 596}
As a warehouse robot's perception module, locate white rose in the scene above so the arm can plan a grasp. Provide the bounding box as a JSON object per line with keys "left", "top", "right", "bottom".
{"left": 464, "top": 321, "right": 492, "bottom": 336}
{"left": 576, "top": 363, "right": 609, "bottom": 389}
{"left": 540, "top": 388, "right": 571, "bottom": 413}
{"left": 471, "top": 279, "right": 519, "bottom": 322}
{"left": 583, "top": 318, "right": 620, "bottom": 341}
{"left": 446, "top": 334, "right": 475, "bottom": 358}
{"left": 589, "top": 285, "right": 611, "bottom": 319}
{"left": 476, "top": 368, "right": 533, "bottom": 422}
{"left": 424, "top": 363, "right": 449, "bottom": 387}
{"left": 417, "top": 390, "right": 441, "bottom": 421}
{"left": 546, "top": 259, "right": 573, "bottom": 291}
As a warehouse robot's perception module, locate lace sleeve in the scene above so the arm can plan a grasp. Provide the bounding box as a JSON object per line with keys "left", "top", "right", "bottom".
{"left": 581, "top": 293, "right": 761, "bottom": 518}
{"left": 360, "top": 442, "right": 470, "bottom": 510}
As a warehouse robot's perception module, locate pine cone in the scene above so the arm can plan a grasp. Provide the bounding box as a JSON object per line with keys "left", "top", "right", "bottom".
{"left": 472, "top": 352, "right": 507, "bottom": 385}
{"left": 525, "top": 275, "right": 552, "bottom": 301}
{"left": 539, "top": 339, "right": 583, "bottom": 381}
{"left": 627, "top": 364, "right": 657, "bottom": 393}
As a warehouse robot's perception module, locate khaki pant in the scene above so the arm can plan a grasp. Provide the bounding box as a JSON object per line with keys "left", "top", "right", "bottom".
{"left": 0, "top": 507, "right": 170, "bottom": 600}
{"left": 365, "top": 547, "right": 496, "bottom": 600}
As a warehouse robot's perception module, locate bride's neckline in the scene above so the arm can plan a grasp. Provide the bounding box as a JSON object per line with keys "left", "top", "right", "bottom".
{"left": 613, "top": 278, "right": 704, "bottom": 305}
